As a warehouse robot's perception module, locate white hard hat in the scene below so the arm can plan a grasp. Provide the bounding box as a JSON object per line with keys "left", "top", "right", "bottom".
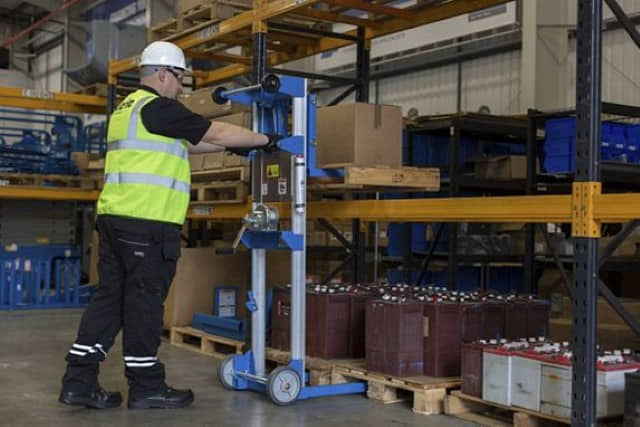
{"left": 139, "top": 41, "right": 186, "bottom": 70}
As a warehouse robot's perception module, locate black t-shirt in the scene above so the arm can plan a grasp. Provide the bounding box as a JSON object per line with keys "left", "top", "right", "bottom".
{"left": 138, "top": 85, "right": 210, "bottom": 145}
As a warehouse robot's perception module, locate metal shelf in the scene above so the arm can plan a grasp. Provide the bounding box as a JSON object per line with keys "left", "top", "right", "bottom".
{"left": 188, "top": 193, "right": 640, "bottom": 223}
{"left": 0, "top": 86, "right": 107, "bottom": 114}
{"left": 108, "top": 0, "right": 512, "bottom": 86}
{"left": 0, "top": 186, "right": 99, "bottom": 201}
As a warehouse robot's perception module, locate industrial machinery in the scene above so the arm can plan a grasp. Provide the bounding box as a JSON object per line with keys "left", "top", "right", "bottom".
{"left": 0, "top": 108, "right": 85, "bottom": 174}
{"left": 82, "top": 121, "right": 107, "bottom": 154}
{"left": 0, "top": 244, "right": 89, "bottom": 310}
{"left": 215, "top": 75, "right": 365, "bottom": 405}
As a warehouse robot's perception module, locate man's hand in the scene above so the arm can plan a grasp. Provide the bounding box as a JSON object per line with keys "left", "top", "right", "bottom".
{"left": 262, "top": 134, "right": 281, "bottom": 152}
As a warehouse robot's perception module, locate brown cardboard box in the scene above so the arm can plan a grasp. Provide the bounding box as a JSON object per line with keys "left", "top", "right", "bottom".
{"left": 189, "top": 154, "right": 205, "bottom": 171}
{"left": 71, "top": 152, "right": 91, "bottom": 175}
{"left": 550, "top": 318, "right": 640, "bottom": 350}
{"left": 328, "top": 230, "right": 352, "bottom": 247}
{"left": 178, "top": 87, "right": 250, "bottom": 119}
{"left": 560, "top": 296, "right": 640, "bottom": 325}
{"left": 213, "top": 112, "right": 252, "bottom": 130}
{"left": 164, "top": 249, "right": 251, "bottom": 328}
{"left": 202, "top": 152, "right": 225, "bottom": 170}
{"left": 266, "top": 251, "right": 291, "bottom": 288}
{"left": 379, "top": 223, "right": 388, "bottom": 247}
{"left": 223, "top": 152, "right": 249, "bottom": 167}
{"left": 316, "top": 103, "right": 402, "bottom": 168}
{"left": 473, "top": 155, "right": 529, "bottom": 180}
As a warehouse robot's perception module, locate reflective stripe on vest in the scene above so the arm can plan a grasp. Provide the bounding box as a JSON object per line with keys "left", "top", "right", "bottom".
{"left": 104, "top": 172, "right": 190, "bottom": 194}
{"left": 107, "top": 97, "right": 188, "bottom": 161}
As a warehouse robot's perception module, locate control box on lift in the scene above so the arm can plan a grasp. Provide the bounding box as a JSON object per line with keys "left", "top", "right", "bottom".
{"left": 252, "top": 151, "right": 293, "bottom": 202}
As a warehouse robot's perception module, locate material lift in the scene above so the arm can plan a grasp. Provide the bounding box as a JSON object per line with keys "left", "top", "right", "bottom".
{"left": 213, "top": 75, "right": 365, "bottom": 405}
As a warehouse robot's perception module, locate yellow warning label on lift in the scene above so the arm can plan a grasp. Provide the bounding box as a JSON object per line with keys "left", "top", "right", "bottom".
{"left": 266, "top": 164, "right": 280, "bottom": 178}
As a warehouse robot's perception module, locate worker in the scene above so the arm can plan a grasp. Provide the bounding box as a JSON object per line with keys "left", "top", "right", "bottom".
{"left": 59, "top": 41, "right": 276, "bottom": 410}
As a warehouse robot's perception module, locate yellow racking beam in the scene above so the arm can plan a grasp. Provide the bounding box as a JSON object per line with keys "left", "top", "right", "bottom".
{"left": 0, "top": 86, "right": 107, "bottom": 114}
{"left": 186, "top": 193, "right": 640, "bottom": 223}
{"left": 195, "top": 0, "right": 512, "bottom": 86}
{"left": 0, "top": 186, "right": 99, "bottom": 201}
{"left": 187, "top": 195, "right": 572, "bottom": 222}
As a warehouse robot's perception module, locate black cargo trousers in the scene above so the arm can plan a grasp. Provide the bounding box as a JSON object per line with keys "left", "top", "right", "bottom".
{"left": 62, "top": 214, "right": 181, "bottom": 398}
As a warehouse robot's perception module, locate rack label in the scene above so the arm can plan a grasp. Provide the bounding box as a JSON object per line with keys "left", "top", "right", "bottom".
{"left": 192, "top": 206, "right": 213, "bottom": 216}
{"left": 199, "top": 24, "right": 220, "bottom": 40}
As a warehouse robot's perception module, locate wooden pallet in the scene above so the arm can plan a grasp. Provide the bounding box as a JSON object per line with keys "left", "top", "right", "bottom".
{"left": 74, "top": 83, "right": 134, "bottom": 98}
{"left": 149, "top": 2, "right": 248, "bottom": 42}
{"left": 0, "top": 172, "right": 100, "bottom": 189}
{"left": 191, "top": 166, "right": 249, "bottom": 183}
{"left": 265, "top": 347, "right": 361, "bottom": 386}
{"left": 308, "top": 166, "right": 440, "bottom": 193}
{"left": 169, "top": 326, "right": 244, "bottom": 359}
{"left": 331, "top": 360, "right": 461, "bottom": 415}
{"left": 190, "top": 180, "right": 247, "bottom": 204}
{"left": 445, "top": 391, "right": 571, "bottom": 426}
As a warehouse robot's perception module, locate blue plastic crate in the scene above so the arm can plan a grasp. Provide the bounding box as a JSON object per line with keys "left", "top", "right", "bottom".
{"left": 387, "top": 223, "right": 438, "bottom": 256}
{"left": 544, "top": 136, "right": 574, "bottom": 156}
{"left": 625, "top": 125, "right": 640, "bottom": 163}
{"left": 545, "top": 117, "right": 576, "bottom": 139}
{"left": 543, "top": 154, "right": 575, "bottom": 174}
{"left": 487, "top": 267, "right": 523, "bottom": 294}
{"left": 601, "top": 122, "right": 627, "bottom": 162}
{"left": 407, "top": 133, "right": 482, "bottom": 175}
{"left": 428, "top": 268, "right": 480, "bottom": 291}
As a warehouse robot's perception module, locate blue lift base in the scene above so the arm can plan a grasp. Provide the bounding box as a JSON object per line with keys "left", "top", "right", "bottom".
{"left": 226, "top": 352, "right": 367, "bottom": 402}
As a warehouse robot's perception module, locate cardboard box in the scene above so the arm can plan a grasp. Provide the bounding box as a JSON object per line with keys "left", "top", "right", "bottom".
{"left": 178, "top": 87, "right": 250, "bottom": 119}
{"left": 189, "top": 154, "right": 205, "bottom": 171}
{"left": 202, "top": 152, "right": 225, "bottom": 170}
{"left": 71, "top": 152, "right": 91, "bottom": 174}
{"left": 375, "top": 222, "right": 388, "bottom": 247}
{"left": 223, "top": 152, "right": 249, "bottom": 167}
{"left": 164, "top": 249, "right": 251, "bottom": 328}
{"left": 473, "top": 155, "right": 529, "bottom": 180}
{"left": 213, "top": 111, "right": 252, "bottom": 130}
{"left": 316, "top": 103, "right": 402, "bottom": 168}
{"left": 328, "top": 230, "right": 352, "bottom": 247}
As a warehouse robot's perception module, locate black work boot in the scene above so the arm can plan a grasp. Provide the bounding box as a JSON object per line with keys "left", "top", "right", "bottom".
{"left": 128, "top": 387, "right": 194, "bottom": 409}
{"left": 59, "top": 386, "right": 123, "bottom": 409}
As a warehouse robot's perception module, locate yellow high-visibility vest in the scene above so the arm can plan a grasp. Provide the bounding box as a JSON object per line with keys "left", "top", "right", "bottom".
{"left": 97, "top": 89, "right": 191, "bottom": 225}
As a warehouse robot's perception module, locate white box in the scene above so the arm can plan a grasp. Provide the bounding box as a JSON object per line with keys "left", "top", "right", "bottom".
{"left": 483, "top": 350, "right": 512, "bottom": 406}
{"left": 540, "top": 362, "right": 636, "bottom": 418}
{"left": 511, "top": 355, "right": 542, "bottom": 411}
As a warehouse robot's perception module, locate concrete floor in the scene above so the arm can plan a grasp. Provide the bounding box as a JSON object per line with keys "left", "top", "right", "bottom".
{"left": 0, "top": 309, "right": 473, "bottom": 427}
